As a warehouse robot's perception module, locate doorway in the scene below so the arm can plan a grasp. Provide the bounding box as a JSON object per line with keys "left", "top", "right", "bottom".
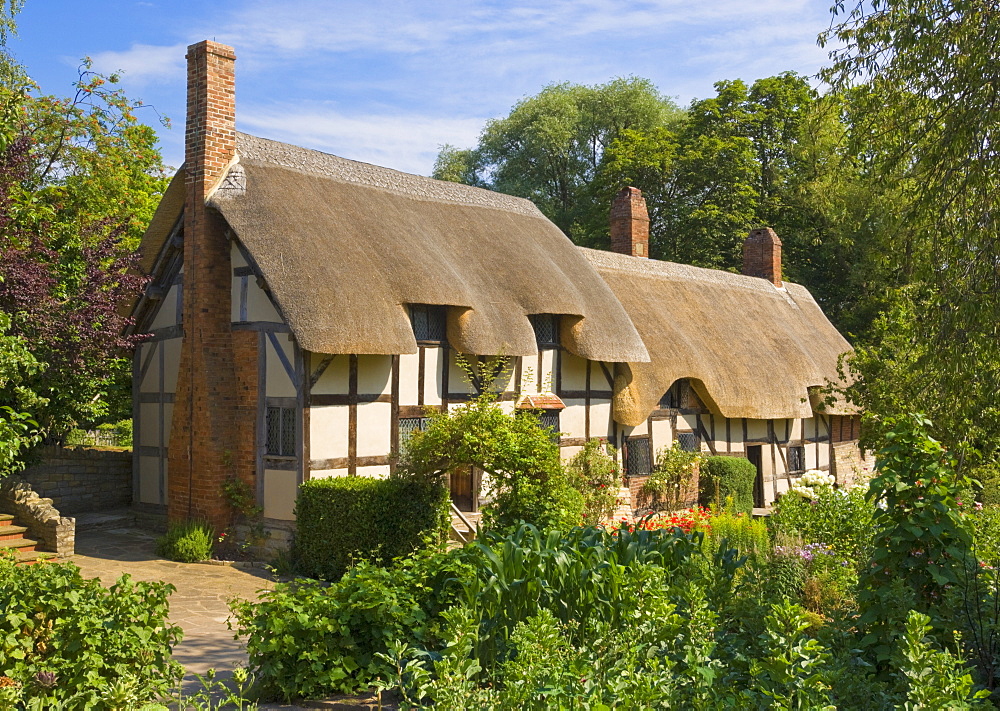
{"left": 449, "top": 466, "right": 479, "bottom": 512}
{"left": 746, "top": 445, "right": 764, "bottom": 508}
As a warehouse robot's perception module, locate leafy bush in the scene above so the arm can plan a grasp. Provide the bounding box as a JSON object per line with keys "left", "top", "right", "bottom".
{"left": 233, "top": 546, "right": 470, "bottom": 702}
{"left": 642, "top": 443, "right": 700, "bottom": 510}
{"left": 699, "top": 455, "right": 756, "bottom": 514}
{"left": 707, "top": 509, "right": 769, "bottom": 560}
{"left": 0, "top": 555, "right": 183, "bottom": 709}
{"left": 771, "top": 484, "right": 875, "bottom": 564}
{"left": 295, "top": 475, "right": 449, "bottom": 580}
{"left": 563, "top": 440, "right": 620, "bottom": 524}
{"left": 155, "top": 520, "right": 214, "bottom": 563}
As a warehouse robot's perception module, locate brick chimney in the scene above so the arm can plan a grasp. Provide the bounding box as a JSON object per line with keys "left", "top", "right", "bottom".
{"left": 742, "top": 227, "right": 782, "bottom": 287}
{"left": 610, "top": 186, "right": 649, "bottom": 258}
{"left": 169, "top": 41, "right": 256, "bottom": 531}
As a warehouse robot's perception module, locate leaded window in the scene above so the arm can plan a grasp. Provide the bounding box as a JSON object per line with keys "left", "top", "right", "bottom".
{"left": 529, "top": 314, "right": 559, "bottom": 349}
{"left": 625, "top": 437, "right": 652, "bottom": 477}
{"left": 538, "top": 411, "right": 560, "bottom": 442}
{"left": 410, "top": 304, "right": 447, "bottom": 343}
{"left": 399, "top": 416, "right": 432, "bottom": 450}
{"left": 677, "top": 431, "right": 700, "bottom": 453}
{"left": 266, "top": 406, "right": 296, "bottom": 457}
{"left": 788, "top": 445, "right": 806, "bottom": 473}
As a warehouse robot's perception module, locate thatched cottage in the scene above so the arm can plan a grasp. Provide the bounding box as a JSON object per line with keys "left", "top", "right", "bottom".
{"left": 128, "top": 41, "right": 862, "bottom": 541}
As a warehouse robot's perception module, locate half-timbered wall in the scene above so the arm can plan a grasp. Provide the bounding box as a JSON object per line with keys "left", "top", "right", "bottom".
{"left": 134, "top": 266, "right": 183, "bottom": 507}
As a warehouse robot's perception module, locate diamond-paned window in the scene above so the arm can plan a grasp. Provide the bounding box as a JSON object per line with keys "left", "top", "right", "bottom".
{"left": 788, "top": 445, "right": 805, "bottom": 473}
{"left": 410, "top": 305, "right": 447, "bottom": 343}
{"left": 677, "top": 431, "right": 700, "bottom": 453}
{"left": 266, "top": 406, "right": 296, "bottom": 457}
{"left": 659, "top": 380, "right": 684, "bottom": 409}
{"left": 625, "top": 437, "right": 652, "bottom": 477}
{"left": 529, "top": 314, "right": 559, "bottom": 349}
{"left": 399, "top": 417, "right": 432, "bottom": 451}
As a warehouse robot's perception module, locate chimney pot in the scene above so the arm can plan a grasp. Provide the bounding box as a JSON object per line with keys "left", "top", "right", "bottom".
{"left": 742, "top": 227, "right": 783, "bottom": 287}
{"left": 610, "top": 186, "right": 650, "bottom": 258}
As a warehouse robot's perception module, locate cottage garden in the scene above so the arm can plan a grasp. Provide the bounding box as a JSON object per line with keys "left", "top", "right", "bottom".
{"left": 3, "top": 396, "right": 1000, "bottom": 708}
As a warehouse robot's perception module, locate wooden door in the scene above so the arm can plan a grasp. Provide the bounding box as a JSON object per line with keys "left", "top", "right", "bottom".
{"left": 747, "top": 445, "right": 764, "bottom": 508}
{"left": 450, "top": 466, "right": 475, "bottom": 511}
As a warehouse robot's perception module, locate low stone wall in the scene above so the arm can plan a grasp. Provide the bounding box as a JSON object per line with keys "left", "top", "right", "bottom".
{"left": 832, "top": 442, "right": 875, "bottom": 490}
{"left": 20, "top": 445, "right": 132, "bottom": 514}
{"left": 0, "top": 480, "right": 75, "bottom": 555}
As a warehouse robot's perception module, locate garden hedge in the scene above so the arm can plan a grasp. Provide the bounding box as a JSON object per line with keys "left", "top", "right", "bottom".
{"left": 699, "top": 456, "right": 756, "bottom": 514}
{"left": 295, "top": 476, "right": 450, "bottom": 580}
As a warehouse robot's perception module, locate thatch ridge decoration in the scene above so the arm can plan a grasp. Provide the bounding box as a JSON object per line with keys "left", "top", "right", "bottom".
{"left": 580, "top": 248, "right": 854, "bottom": 424}
{"left": 202, "top": 134, "right": 649, "bottom": 362}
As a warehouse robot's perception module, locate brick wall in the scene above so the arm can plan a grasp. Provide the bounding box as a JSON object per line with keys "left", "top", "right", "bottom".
{"left": 168, "top": 40, "right": 252, "bottom": 531}
{"left": 742, "top": 227, "right": 782, "bottom": 287}
{"left": 610, "top": 186, "right": 650, "bottom": 258}
{"left": 19, "top": 445, "right": 131, "bottom": 514}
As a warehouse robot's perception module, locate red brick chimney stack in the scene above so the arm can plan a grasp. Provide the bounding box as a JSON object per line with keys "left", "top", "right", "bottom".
{"left": 610, "top": 186, "right": 650, "bottom": 258}
{"left": 742, "top": 227, "right": 783, "bottom": 287}
{"left": 168, "top": 41, "right": 250, "bottom": 531}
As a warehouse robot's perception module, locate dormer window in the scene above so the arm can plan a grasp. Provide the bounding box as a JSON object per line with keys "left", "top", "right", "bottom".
{"left": 410, "top": 304, "right": 447, "bottom": 344}
{"left": 529, "top": 314, "right": 559, "bottom": 349}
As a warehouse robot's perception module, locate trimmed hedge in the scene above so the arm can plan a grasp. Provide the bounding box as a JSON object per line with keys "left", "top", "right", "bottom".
{"left": 699, "top": 456, "right": 756, "bottom": 514}
{"left": 295, "top": 476, "right": 450, "bottom": 580}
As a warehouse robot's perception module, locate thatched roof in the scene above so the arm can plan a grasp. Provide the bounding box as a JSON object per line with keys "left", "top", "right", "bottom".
{"left": 581, "top": 248, "right": 854, "bottom": 425}
{"left": 191, "top": 133, "right": 648, "bottom": 361}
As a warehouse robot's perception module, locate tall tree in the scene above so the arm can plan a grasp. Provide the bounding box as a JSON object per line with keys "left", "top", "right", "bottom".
{"left": 0, "top": 44, "right": 166, "bottom": 438}
{"left": 822, "top": 0, "right": 1000, "bottom": 461}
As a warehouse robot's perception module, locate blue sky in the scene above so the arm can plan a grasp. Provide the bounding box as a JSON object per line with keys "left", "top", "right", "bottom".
{"left": 9, "top": 0, "right": 840, "bottom": 175}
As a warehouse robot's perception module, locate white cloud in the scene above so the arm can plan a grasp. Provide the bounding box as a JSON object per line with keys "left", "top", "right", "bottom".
{"left": 239, "top": 106, "right": 486, "bottom": 175}
{"left": 89, "top": 42, "right": 186, "bottom": 87}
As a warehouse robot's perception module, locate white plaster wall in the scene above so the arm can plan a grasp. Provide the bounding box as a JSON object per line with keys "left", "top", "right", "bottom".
{"left": 247, "top": 282, "right": 282, "bottom": 322}
{"left": 591, "top": 401, "right": 613, "bottom": 438}
{"left": 138, "top": 456, "right": 161, "bottom": 505}
{"left": 678, "top": 414, "right": 699, "bottom": 432}
{"left": 139, "top": 343, "right": 160, "bottom": 393}
{"left": 313, "top": 355, "right": 349, "bottom": 395}
{"left": 423, "top": 348, "right": 443, "bottom": 405}
{"left": 231, "top": 243, "right": 248, "bottom": 268}
{"left": 357, "top": 465, "right": 391, "bottom": 478}
{"left": 560, "top": 445, "right": 583, "bottom": 461}
{"left": 357, "top": 355, "right": 392, "bottom": 395}
{"left": 310, "top": 468, "right": 349, "bottom": 479}
{"left": 310, "top": 406, "right": 349, "bottom": 460}
{"left": 746, "top": 419, "right": 769, "bottom": 441}
{"left": 560, "top": 352, "right": 588, "bottom": 390}
{"left": 357, "top": 402, "right": 391, "bottom": 457}
{"left": 559, "top": 400, "right": 585, "bottom": 438}
{"left": 447, "top": 354, "right": 475, "bottom": 396}
{"left": 540, "top": 350, "right": 556, "bottom": 391}
{"left": 139, "top": 404, "right": 159, "bottom": 447}
{"left": 263, "top": 469, "right": 297, "bottom": 520}
{"left": 398, "top": 352, "right": 420, "bottom": 403}
{"left": 150, "top": 285, "right": 181, "bottom": 329}
{"left": 651, "top": 419, "right": 672, "bottom": 450}
{"left": 266, "top": 334, "right": 296, "bottom": 398}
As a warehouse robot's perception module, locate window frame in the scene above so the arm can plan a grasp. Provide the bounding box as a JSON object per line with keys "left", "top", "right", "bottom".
{"left": 624, "top": 435, "right": 652, "bottom": 478}
{"left": 265, "top": 403, "right": 297, "bottom": 458}
{"left": 409, "top": 304, "right": 448, "bottom": 345}
{"left": 529, "top": 314, "right": 560, "bottom": 350}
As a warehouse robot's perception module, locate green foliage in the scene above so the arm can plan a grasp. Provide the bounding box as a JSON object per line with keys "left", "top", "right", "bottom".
{"left": 294, "top": 475, "right": 449, "bottom": 580}
{"left": 233, "top": 546, "right": 470, "bottom": 702}
{"left": 895, "top": 610, "right": 991, "bottom": 708}
{"left": 699, "top": 455, "right": 756, "bottom": 515}
{"left": 0, "top": 556, "right": 183, "bottom": 709}
{"left": 154, "top": 520, "right": 214, "bottom": 563}
{"left": 825, "top": 1, "right": 1000, "bottom": 465}
{"left": 401, "top": 364, "right": 582, "bottom": 533}
{"left": 743, "top": 600, "right": 834, "bottom": 709}
{"left": 642, "top": 442, "right": 700, "bottom": 510}
{"left": 771, "top": 484, "right": 875, "bottom": 564}
{"left": 562, "top": 439, "right": 620, "bottom": 524}
{"left": 858, "top": 415, "right": 975, "bottom": 663}
{"left": 707, "top": 509, "right": 769, "bottom": 561}
{"left": 0, "top": 311, "right": 42, "bottom": 477}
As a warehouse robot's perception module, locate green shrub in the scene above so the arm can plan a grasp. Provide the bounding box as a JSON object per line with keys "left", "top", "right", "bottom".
{"left": 642, "top": 443, "right": 700, "bottom": 510}
{"left": 155, "top": 520, "right": 214, "bottom": 563}
{"left": 707, "top": 510, "right": 769, "bottom": 561}
{"left": 699, "top": 456, "right": 756, "bottom": 514}
{"left": 233, "top": 546, "right": 470, "bottom": 702}
{"left": 563, "top": 440, "right": 620, "bottom": 524}
{"left": 0, "top": 555, "right": 183, "bottom": 709}
{"left": 973, "top": 461, "right": 1000, "bottom": 506}
{"left": 295, "top": 475, "right": 449, "bottom": 580}
{"left": 771, "top": 484, "right": 875, "bottom": 564}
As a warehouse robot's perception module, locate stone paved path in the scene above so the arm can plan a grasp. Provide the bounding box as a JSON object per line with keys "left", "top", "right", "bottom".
{"left": 70, "top": 526, "right": 274, "bottom": 694}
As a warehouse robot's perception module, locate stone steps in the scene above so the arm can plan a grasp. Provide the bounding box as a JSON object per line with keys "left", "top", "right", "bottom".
{"left": 0, "top": 512, "right": 57, "bottom": 565}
